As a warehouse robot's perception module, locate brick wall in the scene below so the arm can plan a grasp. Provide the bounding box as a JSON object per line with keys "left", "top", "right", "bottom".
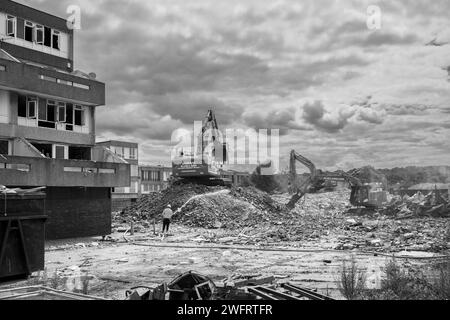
{"left": 45, "top": 187, "right": 111, "bottom": 240}
{"left": 111, "top": 198, "right": 134, "bottom": 213}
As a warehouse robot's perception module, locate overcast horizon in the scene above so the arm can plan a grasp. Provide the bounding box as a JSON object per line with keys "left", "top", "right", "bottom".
{"left": 16, "top": 0, "right": 450, "bottom": 170}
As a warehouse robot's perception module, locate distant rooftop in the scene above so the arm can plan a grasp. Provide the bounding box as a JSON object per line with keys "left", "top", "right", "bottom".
{"left": 408, "top": 183, "right": 450, "bottom": 190}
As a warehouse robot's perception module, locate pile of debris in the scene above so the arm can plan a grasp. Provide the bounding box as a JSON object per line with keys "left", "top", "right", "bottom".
{"left": 118, "top": 184, "right": 223, "bottom": 221}
{"left": 381, "top": 190, "right": 450, "bottom": 219}
{"left": 118, "top": 184, "right": 285, "bottom": 229}
{"left": 334, "top": 217, "right": 450, "bottom": 252}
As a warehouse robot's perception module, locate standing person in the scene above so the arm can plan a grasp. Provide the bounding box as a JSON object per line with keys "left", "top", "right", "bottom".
{"left": 162, "top": 204, "right": 174, "bottom": 237}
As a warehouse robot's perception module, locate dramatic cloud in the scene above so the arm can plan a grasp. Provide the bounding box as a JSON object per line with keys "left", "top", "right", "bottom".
{"left": 301, "top": 101, "right": 355, "bottom": 133}
{"left": 17, "top": 0, "right": 450, "bottom": 168}
{"left": 243, "top": 108, "right": 311, "bottom": 135}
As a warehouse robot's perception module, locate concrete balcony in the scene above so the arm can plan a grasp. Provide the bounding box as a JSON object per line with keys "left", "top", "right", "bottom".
{"left": 0, "top": 155, "right": 130, "bottom": 188}
{"left": 0, "top": 58, "right": 105, "bottom": 106}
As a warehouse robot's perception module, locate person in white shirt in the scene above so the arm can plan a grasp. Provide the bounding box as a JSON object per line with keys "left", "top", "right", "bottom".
{"left": 162, "top": 204, "right": 174, "bottom": 236}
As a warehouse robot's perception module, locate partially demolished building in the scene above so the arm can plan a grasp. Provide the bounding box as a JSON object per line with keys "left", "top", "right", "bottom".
{"left": 0, "top": 0, "right": 130, "bottom": 239}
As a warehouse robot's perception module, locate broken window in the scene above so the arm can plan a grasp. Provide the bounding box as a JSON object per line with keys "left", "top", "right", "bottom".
{"left": 46, "top": 100, "right": 56, "bottom": 122}
{"left": 27, "top": 97, "right": 37, "bottom": 119}
{"left": 44, "top": 27, "right": 51, "bottom": 47}
{"left": 52, "top": 30, "right": 60, "bottom": 50}
{"left": 35, "top": 25, "right": 44, "bottom": 44}
{"left": 25, "top": 21, "right": 34, "bottom": 42}
{"left": 65, "top": 103, "right": 74, "bottom": 130}
{"left": 74, "top": 106, "right": 85, "bottom": 126}
{"left": 31, "top": 143, "right": 52, "bottom": 158}
{"left": 6, "top": 16, "right": 16, "bottom": 37}
{"left": 69, "top": 146, "right": 91, "bottom": 160}
{"left": 57, "top": 102, "right": 66, "bottom": 122}
{"left": 18, "top": 95, "right": 27, "bottom": 117}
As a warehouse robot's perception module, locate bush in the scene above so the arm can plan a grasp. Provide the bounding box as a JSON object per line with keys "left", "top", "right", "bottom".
{"left": 382, "top": 259, "right": 411, "bottom": 297}
{"left": 369, "top": 258, "right": 437, "bottom": 300}
{"left": 337, "top": 258, "right": 367, "bottom": 300}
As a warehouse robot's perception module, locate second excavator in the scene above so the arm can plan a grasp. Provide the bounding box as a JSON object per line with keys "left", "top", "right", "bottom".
{"left": 286, "top": 150, "right": 388, "bottom": 210}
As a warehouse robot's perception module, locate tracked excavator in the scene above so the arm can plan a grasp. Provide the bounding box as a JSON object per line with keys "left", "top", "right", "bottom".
{"left": 286, "top": 150, "right": 387, "bottom": 210}
{"left": 171, "top": 110, "right": 230, "bottom": 186}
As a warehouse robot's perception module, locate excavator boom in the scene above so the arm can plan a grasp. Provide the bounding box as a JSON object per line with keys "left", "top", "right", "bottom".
{"left": 286, "top": 150, "right": 318, "bottom": 209}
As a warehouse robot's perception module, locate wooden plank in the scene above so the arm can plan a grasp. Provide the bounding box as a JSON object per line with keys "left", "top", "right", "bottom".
{"left": 255, "top": 286, "right": 302, "bottom": 300}
{"left": 247, "top": 287, "right": 278, "bottom": 300}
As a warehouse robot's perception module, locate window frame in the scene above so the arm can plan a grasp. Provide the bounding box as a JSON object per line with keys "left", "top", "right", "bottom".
{"left": 74, "top": 105, "right": 85, "bottom": 126}
{"left": 26, "top": 97, "right": 37, "bottom": 119}
{"left": 57, "top": 102, "right": 66, "bottom": 123}
{"left": 6, "top": 15, "right": 16, "bottom": 38}
{"left": 129, "top": 148, "right": 136, "bottom": 159}
{"left": 35, "top": 24, "right": 44, "bottom": 45}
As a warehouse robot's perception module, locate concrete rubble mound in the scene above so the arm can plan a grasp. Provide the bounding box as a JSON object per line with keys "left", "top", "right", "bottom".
{"left": 118, "top": 184, "right": 285, "bottom": 229}
{"left": 380, "top": 190, "right": 450, "bottom": 219}
{"left": 115, "top": 186, "right": 449, "bottom": 253}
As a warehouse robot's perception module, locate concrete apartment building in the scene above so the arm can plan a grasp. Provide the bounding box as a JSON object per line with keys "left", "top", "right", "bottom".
{"left": 0, "top": 0, "right": 130, "bottom": 239}
{"left": 140, "top": 165, "right": 171, "bottom": 194}
{"left": 96, "top": 140, "right": 140, "bottom": 211}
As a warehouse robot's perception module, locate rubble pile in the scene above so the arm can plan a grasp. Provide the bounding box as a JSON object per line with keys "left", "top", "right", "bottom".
{"left": 117, "top": 184, "right": 285, "bottom": 229}
{"left": 118, "top": 184, "right": 224, "bottom": 221}
{"left": 381, "top": 191, "right": 450, "bottom": 219}
{"left": 177, "top": 191, "right": 272, "bottom": 228}
{"left": 116, "top": 185, "right": 449, "bottom": 253}
{"left": 334, "top": 217, "right": 450, "bottom": 252}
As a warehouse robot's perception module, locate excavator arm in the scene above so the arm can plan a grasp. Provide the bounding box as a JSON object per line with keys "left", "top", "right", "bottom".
{"left": 318, "top": 171, "right": 363, "bottom": 187}
{"left": 286, "top": 150, "right": 318, "bottom": 210}
{"left": 284, "top": 151, "right": 387, "bottom": 209}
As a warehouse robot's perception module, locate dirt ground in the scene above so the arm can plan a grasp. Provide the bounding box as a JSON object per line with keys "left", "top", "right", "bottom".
{"left": 29, "top": 224, "right": 446, "bottom": 300}
{"left": 1, "top": 190, "right": 448, "bottom": 300}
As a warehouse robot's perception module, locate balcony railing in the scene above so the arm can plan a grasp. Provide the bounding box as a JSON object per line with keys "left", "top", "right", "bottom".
{"left": 0, "top": 155, "right": 130, "bottom": 188}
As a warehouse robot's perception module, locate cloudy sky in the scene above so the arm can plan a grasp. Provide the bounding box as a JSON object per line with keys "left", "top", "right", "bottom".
{"left": 18, "top": 0, "right": 450, "bottom": 170}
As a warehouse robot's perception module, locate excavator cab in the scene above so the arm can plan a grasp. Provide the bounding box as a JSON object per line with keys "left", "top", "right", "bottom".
{"left": 350, "top": 184, "right": 388, "bottom": 208}
{"left": 350, "top": 185, "right": 370, "bottom": 207}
